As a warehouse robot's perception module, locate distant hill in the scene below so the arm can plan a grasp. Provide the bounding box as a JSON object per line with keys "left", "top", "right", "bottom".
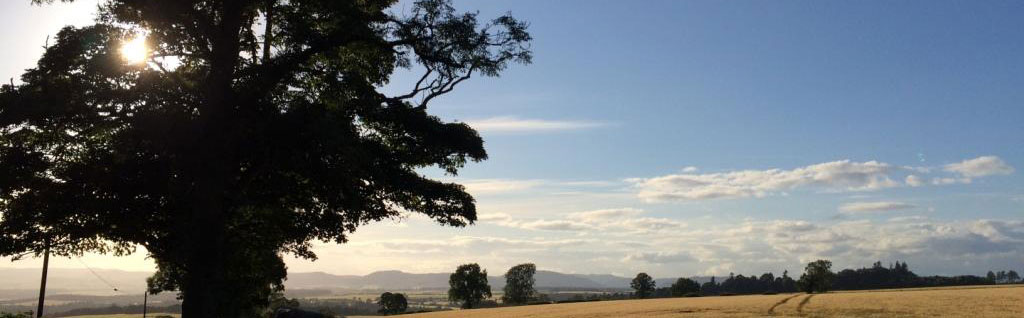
{"left": 0, "top": 267, "right": 724, "bottom": 299}
{"left": 286, "top": 270, "right": 623, "bottom": 290}
{"left": 0, "top": 268, "right": 150, "bottom": 295}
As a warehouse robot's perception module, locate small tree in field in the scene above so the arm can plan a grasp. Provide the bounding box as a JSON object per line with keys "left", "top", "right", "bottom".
{"left": 448, "top": 263, "right": 492, "bottom": 309}
{"left": 377, "top": 292, "right": 408, "bottom": 315}
{"left": 631, "top": 273, "right": 656, "bottom": 299}
{"left": 502, "top": 263, "right": 537, "bottom": 305}
{"left": 798, "top": 260, "right": 836, "bottom": 293}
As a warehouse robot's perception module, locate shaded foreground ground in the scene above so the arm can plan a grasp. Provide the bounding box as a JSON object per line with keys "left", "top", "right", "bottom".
{"left": 62, "top": 314, "right": 180, "bottom": 318}
{"left": 369, "top": 285, "right": 1023, "bottom": 318}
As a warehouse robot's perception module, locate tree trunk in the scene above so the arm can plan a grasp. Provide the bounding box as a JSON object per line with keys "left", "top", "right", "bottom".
{"left": 180, "top": 241, "right": 228, "bottom": 318}
{"left": 179, "top": 1, "right": 245, "bottom": 317}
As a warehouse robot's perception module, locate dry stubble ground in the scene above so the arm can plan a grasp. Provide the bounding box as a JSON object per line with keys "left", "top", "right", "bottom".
{"left": 366, "top": 285, "right": 1023, "bottom": 318}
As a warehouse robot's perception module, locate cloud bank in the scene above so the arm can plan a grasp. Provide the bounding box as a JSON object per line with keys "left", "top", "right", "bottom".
{"left": 305, "top": 217, "right": 1024, "bottom": 277}
{"left": 629, "top": 160, "right": 899, "bottom": 201}
{"left": 629, "top": 156, "right": 1014, "bottom": 202}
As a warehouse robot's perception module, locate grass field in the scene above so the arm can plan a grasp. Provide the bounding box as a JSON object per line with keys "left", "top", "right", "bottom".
{"left": 367, "top": 285, "right": 1023, "bottom": 318}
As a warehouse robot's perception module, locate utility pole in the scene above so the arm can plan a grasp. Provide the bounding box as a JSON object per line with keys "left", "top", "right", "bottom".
{"left": 36, "top": 239, "right": 50, "bottom": 318}
{"left": 142, "top": 291, "right": 148, "bottom": 318}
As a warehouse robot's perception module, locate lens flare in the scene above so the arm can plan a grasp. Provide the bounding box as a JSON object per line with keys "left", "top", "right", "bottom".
{"left": 120, "top": 33, "right": 148, "bottom": 64}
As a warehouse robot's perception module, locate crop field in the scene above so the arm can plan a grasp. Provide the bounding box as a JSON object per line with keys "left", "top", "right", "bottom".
{"left": 378, "top": 285, "right": 1024, "bottom": 318}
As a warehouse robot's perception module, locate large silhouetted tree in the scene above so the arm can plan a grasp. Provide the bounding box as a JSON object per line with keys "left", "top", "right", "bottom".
{"left": 0, "top": 1, "right": 529, "bottom": 317}
{"left": 502, "top": 263, "right": 537, "bottom": 305}
{"left": 448, "top": 263, "right": 492, "bottom": 309}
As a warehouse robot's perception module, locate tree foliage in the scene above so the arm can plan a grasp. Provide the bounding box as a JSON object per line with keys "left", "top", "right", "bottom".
{"left": 988, "top": 269, "right": 1021, "bottom": 284}
{"left": 377, "top": 292, "right": 408, "bottom": 315}
{"left": 630, "top": 272, "right": 656, "bottom": 299}
{"left": 1008, "top": 270, "right": 1021, "bottom": 283}
{"left": 798, "top": 260, "right": 836, "bottom": 293}
{"left": 448, "top": 263, "right": 492, "bottom": 309}
{"left": 669, "top": 278, "right": 700, "bottom": 297}
{"left": 833, "top": 261, "right": 916, "bottom": 290}
{"left": 501, "top": 263, "right": 537, "bottom": 305}
{"left": 0, "top": 1, "right": 529, "bottom": 317}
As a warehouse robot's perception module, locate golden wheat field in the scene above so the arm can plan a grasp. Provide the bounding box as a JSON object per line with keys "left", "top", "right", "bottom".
{"left": 376, "top": 285, "right": 1024, "bottom": 318}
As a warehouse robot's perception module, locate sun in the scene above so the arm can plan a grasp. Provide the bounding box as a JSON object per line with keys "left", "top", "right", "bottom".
{"left": 119, "top": 33, "right": 149, "bottom": 64}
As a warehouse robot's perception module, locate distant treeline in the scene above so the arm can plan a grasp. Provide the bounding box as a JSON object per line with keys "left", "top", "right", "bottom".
{"left": 656, "top": 271, "right": 799, "bottom": 297}
{"left": 833, "top": 261, "right": 999, "bottom": 290}
{"left": 645, "top": 260, "right": 1012, "bottom": 298}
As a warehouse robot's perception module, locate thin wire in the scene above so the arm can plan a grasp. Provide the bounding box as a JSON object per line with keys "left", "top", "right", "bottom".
{"left": 75, "top": 257, "right": 120, "bottom": 292}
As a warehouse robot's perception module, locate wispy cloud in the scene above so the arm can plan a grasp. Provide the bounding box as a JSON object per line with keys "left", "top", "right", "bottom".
{"left": 464, "top": 116, "right": 608, "bottom": 133}
{"left": 567, "top": 208, "right": 644, "bottom": 221}
{"left": 628, "top": 160, "right": 899, "bottom": 202}
{"left": 483, "top": 208, "right": 686, "bottom": 235}
{"left": 943, "top": 156, "right": 1014, "bottom": 178}
{"left": 479, "top": 213, "right": 596, "bottom": 232}
{"left": 839, "top": 201, "right": 917, "bottom": 213}
{"left": 628, "top": 156, "right": 1015, "bottom": 202}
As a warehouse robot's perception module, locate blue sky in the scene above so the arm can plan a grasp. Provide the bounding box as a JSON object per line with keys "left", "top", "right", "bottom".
{"left": 1, "top": 0, "right": 1022, "bottom": 278}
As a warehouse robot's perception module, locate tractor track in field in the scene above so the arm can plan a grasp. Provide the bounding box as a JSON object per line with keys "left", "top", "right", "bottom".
{"left": 797, "top": 294, "right": 814, "bottom": 314}
{"left": 767, "top": 294, "right": 802, "bottom": 315}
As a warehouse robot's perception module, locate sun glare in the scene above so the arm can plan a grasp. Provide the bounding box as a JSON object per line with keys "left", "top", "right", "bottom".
{"left": 119, "top": 33, "right": 149, "bottom": 64}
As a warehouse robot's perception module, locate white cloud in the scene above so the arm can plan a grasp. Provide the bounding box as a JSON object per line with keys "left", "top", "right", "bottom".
{"left": 944, "top": 156, "right": 1014, "bottom": 178}
{"left": 629, "top": 160, "right": 899, "bottom": 201}
{"left": 681, "top": 166, "right": 699, "bottom": 173}
{"left": 464, "top": 116, "right": 607, "bottom": 133}
{"left": 839, "top": 201, "right": 917, "bottom": 213}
